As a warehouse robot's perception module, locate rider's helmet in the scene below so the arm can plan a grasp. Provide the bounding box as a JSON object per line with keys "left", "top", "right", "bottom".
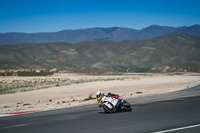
{"left": 96, "top": 91, "right": 102, "bottom": 98}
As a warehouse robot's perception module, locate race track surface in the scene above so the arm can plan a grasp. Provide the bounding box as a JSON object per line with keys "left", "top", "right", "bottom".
{"left": 0, "top": 84, "right": 200, "bottom": 133}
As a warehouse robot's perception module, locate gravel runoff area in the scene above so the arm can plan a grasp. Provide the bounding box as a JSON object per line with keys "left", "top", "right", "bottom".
{"left": 0, "top": 73, "right": 200, "bottom": 114}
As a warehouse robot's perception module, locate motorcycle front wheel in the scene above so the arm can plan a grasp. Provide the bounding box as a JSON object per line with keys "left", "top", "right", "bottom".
{"left": 103, "top": 102, "right": 116, "bottom": 113}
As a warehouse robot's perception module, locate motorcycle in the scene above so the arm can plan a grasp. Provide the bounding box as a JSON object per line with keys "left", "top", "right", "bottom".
{"left": 97, "top": 95, "right": 132, "bottom": 113}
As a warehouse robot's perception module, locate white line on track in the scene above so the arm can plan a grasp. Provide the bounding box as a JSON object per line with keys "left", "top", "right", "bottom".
{"left": 152, "top": 124, "right": 200, "bottom": 133}
{"left": 0, "top": 114, "right": 15, "bottom": 117}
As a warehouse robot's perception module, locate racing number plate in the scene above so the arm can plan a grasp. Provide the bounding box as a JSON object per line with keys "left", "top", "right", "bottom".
{"left": 98, "top": 96, "right": 104, "bottom": 104}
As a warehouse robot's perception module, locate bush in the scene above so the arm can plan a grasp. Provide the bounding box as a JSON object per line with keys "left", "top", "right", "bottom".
{"left": 136, "top": 91, "right": 143, "bottom": 94}
{"left": 84, "top": 93, "right": 96, "bottom": 101}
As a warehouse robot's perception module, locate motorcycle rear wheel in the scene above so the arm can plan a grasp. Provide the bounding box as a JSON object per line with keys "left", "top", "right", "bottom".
{"left": 124, "top": 103, "right": 132, "bottom": 112}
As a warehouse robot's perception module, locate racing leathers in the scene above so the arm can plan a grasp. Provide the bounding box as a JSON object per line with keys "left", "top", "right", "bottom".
{"left": 98, "top": 92, "right": 125, "bottom": 111}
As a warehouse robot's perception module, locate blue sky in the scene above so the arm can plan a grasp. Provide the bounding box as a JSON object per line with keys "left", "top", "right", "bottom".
{"left": 0, "top": 0, "right": 200, "bottom": 33}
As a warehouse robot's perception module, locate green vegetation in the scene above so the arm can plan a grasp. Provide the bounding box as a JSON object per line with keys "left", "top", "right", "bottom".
{"left": 84, "top": 93, "right": 96, "bottom": 101}
{"left": 4, "top": 106, "right": 10, "bottom": 108}
{"left": 55, "top": 83, "right": 60, "bottom": 86}
{"left": 173, "top": 63, "right": 200, "bottom": 73}
{"left": 0, "top": 72, "right": 13, "bottom": 76}
{"left": 0, "top": 71, "right": 53, "bottom": 76}
{"left": 151, "top": 63, "right": 200, "bottom": 73}
{"left": 18, "top": 71, "right": 53, "bottom": 76}
{"left": 136, "top": 91, "right": 143, "bottom": 94}
{"left": 23, "top": 103, "right": 31, "bottom": 106}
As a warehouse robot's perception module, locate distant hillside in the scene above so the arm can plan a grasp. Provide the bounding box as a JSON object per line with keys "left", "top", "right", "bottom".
{"left": 0, "top": 33, "right": 200, "bottom": 72}
{"left": 0, "top": 25, "right": 200, "bottom": 45}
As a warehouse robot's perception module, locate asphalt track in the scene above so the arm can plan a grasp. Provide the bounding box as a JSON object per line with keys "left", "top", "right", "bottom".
{"left": 0, "top": 84, "right": 200, "bottom": 133}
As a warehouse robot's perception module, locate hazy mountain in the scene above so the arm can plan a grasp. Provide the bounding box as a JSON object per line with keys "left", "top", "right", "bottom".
{"left": 0, "top": 25, "right": 200, "bottom": 45}
{"left": 0, "top": 33, "right": 200, "bottom": 72}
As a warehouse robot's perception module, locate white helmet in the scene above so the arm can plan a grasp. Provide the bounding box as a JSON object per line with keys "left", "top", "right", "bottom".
{"left": 96, "top": 91, "right": 102, "bottom": 98}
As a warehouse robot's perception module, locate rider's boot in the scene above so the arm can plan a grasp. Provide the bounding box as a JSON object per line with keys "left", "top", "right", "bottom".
{"left": 121, "top": 99, "right": 126, "bottom": 110}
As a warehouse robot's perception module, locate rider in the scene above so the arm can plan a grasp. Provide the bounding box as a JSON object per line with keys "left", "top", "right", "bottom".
{"left": 96, "top": 91, "right": 119, "bottom": 99}
{"left": 96, "top": 91, "right": 126, "bottom": 111}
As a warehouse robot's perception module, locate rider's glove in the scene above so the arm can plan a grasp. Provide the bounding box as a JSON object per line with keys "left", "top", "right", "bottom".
{"left": 99, "top": 104, "right": 102, "bottom": 108}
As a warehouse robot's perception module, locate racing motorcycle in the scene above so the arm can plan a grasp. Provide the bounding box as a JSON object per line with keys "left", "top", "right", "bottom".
{"left": 97, "top": 95, "right": 132, "bottom": 113}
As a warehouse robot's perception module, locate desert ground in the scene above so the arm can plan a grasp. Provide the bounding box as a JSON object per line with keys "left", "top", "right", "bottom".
{"left": 0, "top": 73, "right": 200, "bottom": 114}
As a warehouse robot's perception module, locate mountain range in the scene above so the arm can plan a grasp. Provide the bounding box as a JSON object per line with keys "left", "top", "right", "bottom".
{"left": 0, "top": 24, "right": 200, "bottom": 45}
{"left": 0, "top": 33, "right": 200, "bottom": 72}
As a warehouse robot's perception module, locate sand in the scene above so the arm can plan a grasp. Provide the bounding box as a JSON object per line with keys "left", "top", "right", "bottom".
{"left": 0, "top": 73, "right": 200, "bottom": 113}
